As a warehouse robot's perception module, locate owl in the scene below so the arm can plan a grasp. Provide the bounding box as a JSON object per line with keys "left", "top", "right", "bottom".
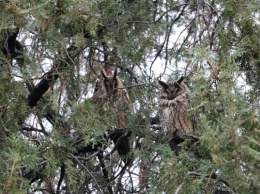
{"left": 92, "top": 68, "right": 133, "bottom": 164}
{"left": 158, "top": 76, "right": 195, "bottom": 154}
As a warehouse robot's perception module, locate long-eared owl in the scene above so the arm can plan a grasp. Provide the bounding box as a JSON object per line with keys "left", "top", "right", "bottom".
{"left": 92, "top": 68, "right": 132, "bottom": 165}
{"left": 158, "top": 76, "right": 194, "bottom": 145}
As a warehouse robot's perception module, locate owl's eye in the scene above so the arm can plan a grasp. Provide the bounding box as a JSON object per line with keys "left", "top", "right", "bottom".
{"left": 166, "top": 87, "right": 179, "bottom": 94}
{"left": 174, "top": 87, "right": 179, "bottom": 93}
{"left": 113, "top": 81, "right": 117, "bottom": 89}
{"left": 105, "top": 82, "right": 111, "bottom": 92}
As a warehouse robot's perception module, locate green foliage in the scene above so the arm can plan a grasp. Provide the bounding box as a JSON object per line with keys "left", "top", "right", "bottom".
{"left": 0, "top": 0, "right": 259, "bottom": 193}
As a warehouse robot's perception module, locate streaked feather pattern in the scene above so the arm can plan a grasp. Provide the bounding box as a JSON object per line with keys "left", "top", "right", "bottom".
{"left": 158, "top": 77, "right": 194, "bottom": 137}
{"left": 92, "top": 68, "right": 132, "bottom": 165}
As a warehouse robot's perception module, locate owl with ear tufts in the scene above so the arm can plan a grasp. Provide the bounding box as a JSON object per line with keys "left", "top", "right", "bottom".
{"left": 92, "top": 68, "right": 133, "bottom": 165}
{"left": 158, "top": 76, "right": 195, "bottom": 154}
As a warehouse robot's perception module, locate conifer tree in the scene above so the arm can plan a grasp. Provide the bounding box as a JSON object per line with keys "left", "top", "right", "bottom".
{"left": 0, "top": 0, "right": 259, "bottom": 193}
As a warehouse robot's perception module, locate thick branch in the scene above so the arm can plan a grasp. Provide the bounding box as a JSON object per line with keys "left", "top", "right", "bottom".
{"left": 1, "top": 28, "right": 19, "bottom": 59}
{"left": 27, "top": 71, "right": 59, "bottom": 107}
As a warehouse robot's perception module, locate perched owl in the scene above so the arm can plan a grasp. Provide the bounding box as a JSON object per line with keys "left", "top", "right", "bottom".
{"left": 158, "top": 76, "right": 195, "bottom": 154}
{"left": 92, "top": 68, "right": 133, "bottom": 165}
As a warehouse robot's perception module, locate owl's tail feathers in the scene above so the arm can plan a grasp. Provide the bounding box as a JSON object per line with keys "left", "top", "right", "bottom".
{"left": 116, "top": 135, "right": 134, "bottom": 166}
{"left": 170, "top": 134, "right": 199, "bottom": 156}
{"left": 108, "top": 129, "right": 134, "bottom": 166}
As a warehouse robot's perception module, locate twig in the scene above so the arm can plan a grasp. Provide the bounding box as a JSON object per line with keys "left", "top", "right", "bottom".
{"left": 68, "top": 150, "right": 101, "bottom": 161}
{"left": 175, "top": 182, "right": 184, "bottom": 194}
{"left": 68, "top": 153, "right": 103, "bottom": 193}
{"left": 97, "top": 152, "right": 113, "bottom": 194}
{"left": 187, "top": 171, "right": 233, "bottom": 190}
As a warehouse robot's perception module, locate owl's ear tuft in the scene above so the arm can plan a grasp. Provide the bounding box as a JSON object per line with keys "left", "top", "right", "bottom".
{"left": 113, "top": 68, "right": 118, "bottom": 79}
{"left": 177, "top": 76, "right": 184, "bottom": 84}
{"left": 158, "top": 80, "right": 168, "bottom": 89}
{"left": 101, "top": 69, "right": 108, "bottom": 80}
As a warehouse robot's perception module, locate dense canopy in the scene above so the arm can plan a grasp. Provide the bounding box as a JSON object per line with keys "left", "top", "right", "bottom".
{"left": 0, "top": 0, "right": 259, "bottom": 193}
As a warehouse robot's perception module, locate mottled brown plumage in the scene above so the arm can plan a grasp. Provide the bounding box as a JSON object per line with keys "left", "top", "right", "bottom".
{"left": 92, "top": 68, "right": 132, "bottom": 165}
{"left": 158, "top": 77, "right": 195, "bottom": 154}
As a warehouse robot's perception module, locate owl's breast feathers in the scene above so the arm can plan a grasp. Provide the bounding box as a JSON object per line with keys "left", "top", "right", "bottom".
{"left": 159, "top": 92, "right": 194, "bottom": 136}
{"left": 159, "top": 92, "right": 190, "bottom": 107}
